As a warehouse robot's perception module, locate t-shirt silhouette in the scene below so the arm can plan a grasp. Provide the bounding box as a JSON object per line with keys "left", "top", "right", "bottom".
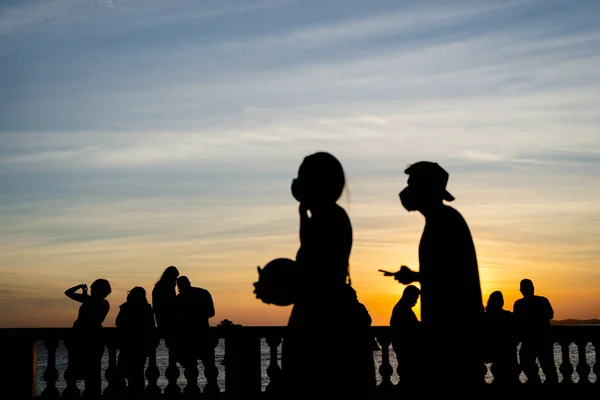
{"left": 513, "top": 295, "right": 553, "bottom": 342}
{"left": 418, "top": 205, "right": 483, "bottom": 325}
{"left": 73, "top": 296, "right": 109, "bottom": 330}
{"left": 177, "top": 286, "right": 215, "bottom": 331}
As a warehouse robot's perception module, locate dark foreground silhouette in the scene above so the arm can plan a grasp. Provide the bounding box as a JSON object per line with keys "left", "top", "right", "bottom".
{"left": 254, "top": 152, "right": 376, "bottom": 398}
{"left": 384, "top": 161, "right": 485, "bottom": 388}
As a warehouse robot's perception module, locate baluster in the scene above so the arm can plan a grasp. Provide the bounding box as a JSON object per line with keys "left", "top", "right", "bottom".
{"left": 103, "top": 338, "right": 125, "bottom": 398}
{"left": 559, "top": 340, "right": 574, "bottom": 385}
{"left": 41, "top": 339, "right": 60, "bottom": 398}
{"left": 62, "top": 337, "right": 81, "bottom": 398}
{"left": 377, "top": 334, "right": 393, "bottom": 391}
{"left": 183, "top": 361, "right": 201, "bottom": 399}
{"left": 145, "top": 341, "right": 162, "bottom": 399}
{"left": 592, "top": 340, "right": 599, "bottom": 387}
{"left": 394, "top": 348, "right": 402, "bottom": 387}
{"left": 482, "top": 361, "right": 490, "bottom": 385}
{"left": 164, "top": 341, "right": 182, "bottom": 399}
{"left": 203, "top": 336, "right": 221, "bottom": 398}
{"left": 575, "top": 340, "right": 591, "bottom": 384}
{"left": 265, "top": 336, "right": 282, "bottom": 395}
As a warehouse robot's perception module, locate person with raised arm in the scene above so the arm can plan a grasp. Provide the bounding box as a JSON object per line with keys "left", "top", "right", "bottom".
{"left": 65, "top": 279, "right": 111, "bottom": 397}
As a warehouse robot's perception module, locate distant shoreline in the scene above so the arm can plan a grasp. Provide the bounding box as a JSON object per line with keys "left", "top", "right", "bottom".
{"left": 551, "top": 319, "right": 600, "bottom": 325}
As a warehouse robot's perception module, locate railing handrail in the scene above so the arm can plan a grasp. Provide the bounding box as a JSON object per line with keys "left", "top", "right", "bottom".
{"left": 1, "top": 324, "right": 599, "bottom": 340}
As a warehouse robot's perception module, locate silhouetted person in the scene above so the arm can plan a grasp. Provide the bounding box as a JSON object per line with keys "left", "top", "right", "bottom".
{"left": 175, "top": 276, "right": 218, "bottom": 387}
{"left": 390, "top": 161, "right": 484, "bottom": 388}
{"left": 513, "top": 279, "right": 558, "bottom": 384}
{"left": 116, "top": 287, "right": 157, "bottom": 399}
{"left": 152, "top": 266, "right": 179, "bottom": 348}
{"left": 280, "top": 152, "right": 375, "bottom": 398}
{"left": 65, "top": 279, "right": 111, "bottom": 397}
{"left": 390, "top": 285, "right": 422, "bottom": 386}
{"left": 483, "top": 291, "right": 520, "bottom": 385}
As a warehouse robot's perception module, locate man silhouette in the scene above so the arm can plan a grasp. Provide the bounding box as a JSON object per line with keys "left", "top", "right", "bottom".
{"left": 392, "top": 161, "right": 484, "bottom": 388}
{"left": 390, "top": 285, "right": 422, "bottom": 386}
{"left": 175, "top": 276, "right": 219, "bottom": 393}
{"left": 513, "top": 279, "right": 557, "bottom": 384}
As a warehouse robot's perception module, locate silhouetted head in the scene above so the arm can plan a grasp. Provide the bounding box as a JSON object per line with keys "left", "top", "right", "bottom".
{"left": 156, "top": 266, "right": 179, "bottom": 286}
{"left": 399, "top": 161, "right": 454, "bottom": 213}
{"left": 126, "top": 286, "right": 148, "bottom": 304}
{"left": 176, "top": 276, "right": 191, "bottom": 293}
{"left": 291, "top": 152, "right": 345, "bottom": 208}
{"left": 401, "top": 285, "right": 420, "bottom": 307}
{"left": 90, "top": 279, "right": 111, "bottom": 299}
{"left": 486, "top": 291, "right": 504, "bottom": 312}
{"left": 520, "top": 279, "right": 535, "bottom": 298}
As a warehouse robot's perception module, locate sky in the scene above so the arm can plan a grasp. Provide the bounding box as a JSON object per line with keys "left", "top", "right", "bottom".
{"left": 1, "top": 0, "right": 599, "bottom": 328}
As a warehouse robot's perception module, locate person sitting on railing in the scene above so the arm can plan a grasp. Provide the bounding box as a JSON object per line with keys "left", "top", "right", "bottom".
{"left": 116, "top": 286, "right": 157, "bottom": 399}
{"left": 483, "top": 291, "right": 520, "bottom": 385}
{"left": 390, "top": 285, "right": 423, "bottom": 386}
{"left": 64, "top": 279, "right": 112, "bottom": 397}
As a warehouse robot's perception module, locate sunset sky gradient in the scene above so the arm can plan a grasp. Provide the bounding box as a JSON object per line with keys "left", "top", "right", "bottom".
{"left": 1, "top": 0, "right": 599, "bottom": 327}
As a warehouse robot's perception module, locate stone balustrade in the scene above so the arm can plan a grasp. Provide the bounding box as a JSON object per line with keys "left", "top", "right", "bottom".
{"left": 0, "top": 325, "right": 597, "bottom": 399}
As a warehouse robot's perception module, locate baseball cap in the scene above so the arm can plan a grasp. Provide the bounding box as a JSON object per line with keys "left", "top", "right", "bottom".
{"left": 404, "top": 161, "right": 455, "bottom": 201}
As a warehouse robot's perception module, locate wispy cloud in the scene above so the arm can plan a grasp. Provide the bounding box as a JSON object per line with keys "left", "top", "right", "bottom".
{"left": 0, "top": 0, "right": 295, "bottom": 36}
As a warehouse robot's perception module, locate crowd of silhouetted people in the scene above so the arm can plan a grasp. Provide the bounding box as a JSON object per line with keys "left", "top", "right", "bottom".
{"left": 64, "top": 152, "right": 561, "bottom": 398}
{"left": 390, "top": 278, "right": 557, "bottom": 388}
{"left": 65, "top": 268, "right": 216, "bottom": 399}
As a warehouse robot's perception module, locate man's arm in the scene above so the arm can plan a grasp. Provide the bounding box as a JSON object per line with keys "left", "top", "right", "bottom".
{"left": 205, "top": 291, "right": 215, "bottom": 319}
{"left": 544, "top": 297, "right": 554, "bottom": 321}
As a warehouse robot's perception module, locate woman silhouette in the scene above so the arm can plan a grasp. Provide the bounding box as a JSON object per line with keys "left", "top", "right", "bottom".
{"left": 283, "top": 152, "right": 374, "bottom": 398}
{"left": 65, "top": 279, "right": 111, "bottom": 396}
{"left": 116, "top": 286, "right": 157, "bottom": 398}
{"left": 483, "top": 291, "right": 520, "bottom": 385}
{"left": 152, "top": 266, "right": 180, "bottom": 348}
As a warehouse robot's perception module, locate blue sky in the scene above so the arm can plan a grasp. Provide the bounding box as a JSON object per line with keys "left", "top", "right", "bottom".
{"left": 1, "top": 0, "right": 599, "bottom": 327}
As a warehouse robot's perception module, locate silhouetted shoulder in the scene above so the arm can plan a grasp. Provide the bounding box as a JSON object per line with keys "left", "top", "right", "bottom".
{"left": 313, "top": 204, "right": 351, "bottom": 230}
{"left": 441, "top": 205, "right": 470, "bottom": 227}
{"left": 193, "top": 287, "right": 212, "bottom": 297}
{"left": 513, "top": 298, "right": 524, "bottom": 311}
{"left": 334, "top": 203, "right": 351, "bottom": 223}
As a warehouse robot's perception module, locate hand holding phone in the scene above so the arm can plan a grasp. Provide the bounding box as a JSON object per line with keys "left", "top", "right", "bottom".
{"left": 378, "top": 266, "right": 416, "bottom": 284}
{"left": 395, "top": 265, "right": 416, "bottom": 285}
